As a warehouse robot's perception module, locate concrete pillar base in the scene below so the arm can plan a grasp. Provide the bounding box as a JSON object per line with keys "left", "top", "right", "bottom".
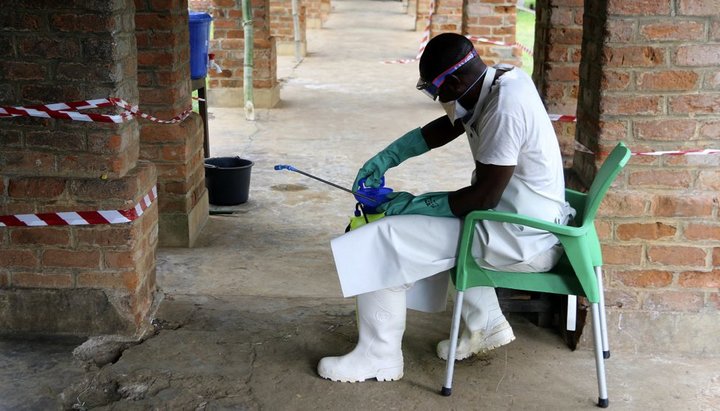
{"left": 276, "top": 40, "right": 308, "bottom": 57}
{"left": 579, "top": 310, "right": 720, "bottom": 355}
{"left": 0, "top": 288, "right": 134, "bottom": 337}
{"left": 208, "top": 85, "right": 281, "bottom": 108}
{"left": 306, "top": 18, "right": 323, "bottom": 29}
{"left": 158, "top": 189, "right": 209, "bottom": 248}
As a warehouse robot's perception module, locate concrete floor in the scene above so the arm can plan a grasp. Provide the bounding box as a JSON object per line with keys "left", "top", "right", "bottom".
{"left": 2, "top": 1, "right": 719, "bottom": 410}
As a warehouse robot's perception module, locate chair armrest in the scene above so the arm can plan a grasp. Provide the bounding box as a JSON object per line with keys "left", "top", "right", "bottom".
{"left": 462, "top": 209, "right": 583, "bottom": 237}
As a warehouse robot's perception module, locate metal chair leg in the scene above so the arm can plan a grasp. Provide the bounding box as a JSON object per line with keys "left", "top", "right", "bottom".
{"left": 441, "top": 290, "right": 464, "bottom": 396}
{"left": 595, "top": 266, "right": 610, "bottom": 359}
{"left": 566, "top": 295, "right": 577, "bottom": 331}
{"left": 591, "top": 303, "right": 609, "bottom": 407}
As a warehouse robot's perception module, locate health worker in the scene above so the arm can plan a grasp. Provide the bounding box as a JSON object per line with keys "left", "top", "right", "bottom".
{"left": 318, "top": 33, "right": 575, "bottom": 383}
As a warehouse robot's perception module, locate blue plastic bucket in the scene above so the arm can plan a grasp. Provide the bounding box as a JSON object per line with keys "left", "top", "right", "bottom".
{"left": 189, "top": 12, "right": 212, "bottom": 79}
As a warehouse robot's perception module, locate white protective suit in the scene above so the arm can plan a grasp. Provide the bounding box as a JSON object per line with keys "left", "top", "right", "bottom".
{"left": 331, "top": 65, "right": 574, "bottom": 312}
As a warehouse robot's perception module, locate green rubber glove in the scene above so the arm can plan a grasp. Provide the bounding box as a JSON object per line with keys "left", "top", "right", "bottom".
{"left": 377, "top": 191, "right": 454, "bottom": 217}
{"left": 353, "top": 127, "right": 429, "bottom": 190}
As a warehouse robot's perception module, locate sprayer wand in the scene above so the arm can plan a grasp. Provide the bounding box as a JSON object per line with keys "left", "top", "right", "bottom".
{"left": 274, "top": 164, "right": 377, "bottom": 203}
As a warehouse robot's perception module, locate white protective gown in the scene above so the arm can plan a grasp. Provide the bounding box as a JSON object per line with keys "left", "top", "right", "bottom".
{"left": 331, "top": 65, "right": 574, "bottom": 312}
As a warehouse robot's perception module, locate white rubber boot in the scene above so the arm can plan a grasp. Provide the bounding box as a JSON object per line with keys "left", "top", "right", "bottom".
{"left": 318, "top": 288, "right": 406, "bottom": 382}
{"left": 437, "top": 286, "right": 515, "bottom": 360}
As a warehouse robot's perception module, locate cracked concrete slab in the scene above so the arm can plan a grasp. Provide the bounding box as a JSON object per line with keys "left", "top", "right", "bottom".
{"left": 23, "top": 295, "right": 719, "bottom": 410}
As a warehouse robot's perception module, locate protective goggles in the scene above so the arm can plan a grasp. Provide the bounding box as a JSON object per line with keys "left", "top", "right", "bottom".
{"left": 416, "top": 49, "right": 478, "bottom": 100}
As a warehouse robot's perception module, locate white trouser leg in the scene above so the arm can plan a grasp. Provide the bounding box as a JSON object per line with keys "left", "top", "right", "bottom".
{"left": 437, "top": 286, "right": 515, "bottom": 360}
{"left": 318, "top": 287, "right": 406, "bottom": 382}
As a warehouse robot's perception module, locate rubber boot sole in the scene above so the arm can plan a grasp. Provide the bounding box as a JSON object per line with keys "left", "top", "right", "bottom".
{"left": 437, "top": 321, "right": 516, "bottom": 361}
{"left": 318, "top": 363, "right": 404, "bottom": 383}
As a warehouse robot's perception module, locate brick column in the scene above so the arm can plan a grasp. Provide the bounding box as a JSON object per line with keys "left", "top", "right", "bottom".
{"left": 417, "top": 0, "right": 521, "bottom": 67}
{"left": 304, "top": 0, "right": 323, "bottom": 29}
{"left": 270, "top": 0, "right": 308, "bottom": 57}
{"left": 206, "top": 0, "right": 280, "bottom": 108}
{"left": 0, "top": 1, "right": 158, "bottom": 336}
{"left": 431, "top": 0, "right": 463, "bottom": 34}
{"left": 136, "top": 0, "right": 209, "bottom": 247}
{"left": 406, "top": 0, "right": 418, "bottom": 19}
{"left": 575, "top": 0, "right": 720, "bottom": 354}
{"left": 464, "top": 0, "right": 521, "bottom": 67}
{"left": 534, "top": 0, "right": 583, "bottom": 167}
{"left": 415, "top": 0, "right": 432, "bottom": 31}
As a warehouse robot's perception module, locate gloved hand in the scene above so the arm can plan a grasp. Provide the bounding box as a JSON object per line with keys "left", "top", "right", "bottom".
{"left": 353, "top": 127, "right": 429, "bottom": 190}
{"left": 377, "top": 191, "right": 454, "bottom": 217}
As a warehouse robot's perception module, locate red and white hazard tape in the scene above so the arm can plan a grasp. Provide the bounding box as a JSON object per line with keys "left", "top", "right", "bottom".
{"left": 383, "top": 28, "right": 533, "bottom": 65}
{"left": 0, "top": 98, "right": 192, "bottom": 124}
{"left": 111, "top": 98, "right": 192, "bottom": 124}
{"left": 549, "top": 114, "right": 576, "bottom": 122}
{"left": 0, "top": 186, "right": 157, "bottom": 227}
{"left": 572, "top": 140, "right": 720, "bottom": 157}
{"left": 631, "top": 148, "right": 720, "bottom": 156}
{"left": 466, "top": 36, "right": 533, "bottom": 57}
{"left": 416, "top": 0, "right": 436, "bottom": 60}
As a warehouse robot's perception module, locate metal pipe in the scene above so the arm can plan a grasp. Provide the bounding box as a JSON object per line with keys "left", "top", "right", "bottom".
{"left": 274, "top": 164, "right": 378, "bottom": 203}
{"left": 242, "top": 0, "right": 255, "bottom": 120}
{"left": 291, "top": 0, "right": 303, "bottom": 63}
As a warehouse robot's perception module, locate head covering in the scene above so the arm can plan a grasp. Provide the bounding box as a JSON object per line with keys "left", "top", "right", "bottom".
{"left": 419, "top": 33, "right": 476, "bottom": 82}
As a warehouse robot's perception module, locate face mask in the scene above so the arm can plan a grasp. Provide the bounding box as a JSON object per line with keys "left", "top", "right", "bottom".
{"left": 439, "top": 67, "right": 487, "bottom": 123}
{"left": 441, "top": 101, "right": 457, "bottom": 122}
{"left": 441, "top": 100, "right": 470, "bottom": 123}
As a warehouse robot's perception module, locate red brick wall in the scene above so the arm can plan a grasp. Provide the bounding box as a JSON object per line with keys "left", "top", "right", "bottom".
{"left": 415, "top": 0, "right": 521, "bottom": 67}
{"left": 191, "top": 0, "right": 278, "bottom": 92}
{"left": 534, "top": 0, "right": 583, "bottom": 167}
{"left": 136, "top": 0, "right": 207, "bottom": 241}
{"left": 464, "top": 0, "right": 521, "bottom": 67}
{"left": 304, "top": 0, "right": 331, "bottom": 29}
{"left": 575, "top": 0, "right": 720, "bottom": 350}
{"left": 0, "top": 0, "right": 158, "bottom": 335}
{"left": 270, "top": 0, "right": 307, "bottom": 45}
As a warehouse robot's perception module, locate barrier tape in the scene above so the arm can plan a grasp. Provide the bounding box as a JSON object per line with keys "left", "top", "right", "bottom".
{"left": 549, "top": 114, "right": 576, "bottom": 122}
{"left": 416, "top": 0, "right": 436, "bottom": 59}
{"left": 0, "top": 98, "right": 192, "bottom": 124}
{"left": 466, "top": 36, "right": 533, "bottom": 57}
{"left": 383, "top": 14, "right": 533, "bottom": 66}
{"left": 572, "top": 140, "right": 720, "bottom": 157}
{"left": 0, "top": 186, "right": 157, "bottom": 227}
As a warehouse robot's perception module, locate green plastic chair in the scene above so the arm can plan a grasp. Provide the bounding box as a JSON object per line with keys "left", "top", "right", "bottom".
{"left": 441, "top": 142, "right": 631, "bottom": 408}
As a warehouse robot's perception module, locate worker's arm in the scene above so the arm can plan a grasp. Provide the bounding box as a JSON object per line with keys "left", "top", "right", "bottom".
{"left": 353, "top": 115, "right": 463, "bottom": 190}
{"left": 448, "top": 161, "right": 514, "bottom": 216}
{"left": 378, "top": 161, "right": 514, "bottom": 217}
{"left": 353, "top": 115, "right": 464, "bottom": 191}
{"left": 420, "top": 115, "right": 466, "bottom": 149}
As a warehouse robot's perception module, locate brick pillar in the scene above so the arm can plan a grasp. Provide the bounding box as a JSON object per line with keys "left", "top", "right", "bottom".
{"left": 534, "top": 0, "right": 583, "bottom": 167}
{"left": 0, "top": 1, "right": 158, "bottom": 336}
{"left": 270, "top": 0, "right": 308, "bottom": 57}
{"left": 304, "top": 0, "right": 324, "bottom": 29}
{"left": 431, "top": 0, "right": 463, "bottom": 34}
{"left": 417, "top": 0, "right": 521, "bottom": 67}
{"left": 136, "top": 0, "right": 209, "bottom": 247}
{"left": 206, "top": 0, "right": 280, "bottom": 108}
{"left": 575, "top": 0, "right": 720, "bottom": 354}
{"left": 406, "top": 0, "right": 418, "bottom": 19}
{"left": 464, "top": 0, "right": 521, "bottom": 67}
{"left": 415, "top": 0, "right": 432, "bottom": 31}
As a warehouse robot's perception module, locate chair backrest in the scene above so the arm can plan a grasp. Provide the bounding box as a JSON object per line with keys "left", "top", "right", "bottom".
{"left": 577, "top": 142, "right": 631, "bottom": 229}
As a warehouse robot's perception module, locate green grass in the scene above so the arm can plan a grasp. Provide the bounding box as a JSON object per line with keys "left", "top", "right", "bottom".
{"left": 516, "top": 9, "right": 535, "bottom": 76}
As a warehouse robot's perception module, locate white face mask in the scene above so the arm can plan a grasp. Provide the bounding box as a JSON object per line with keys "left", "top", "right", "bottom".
{"left": 439, "top": 67, "right": 487, "bottom": 123}
{"left": 441, "top": 100, "right": 469, "bottom": 123}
